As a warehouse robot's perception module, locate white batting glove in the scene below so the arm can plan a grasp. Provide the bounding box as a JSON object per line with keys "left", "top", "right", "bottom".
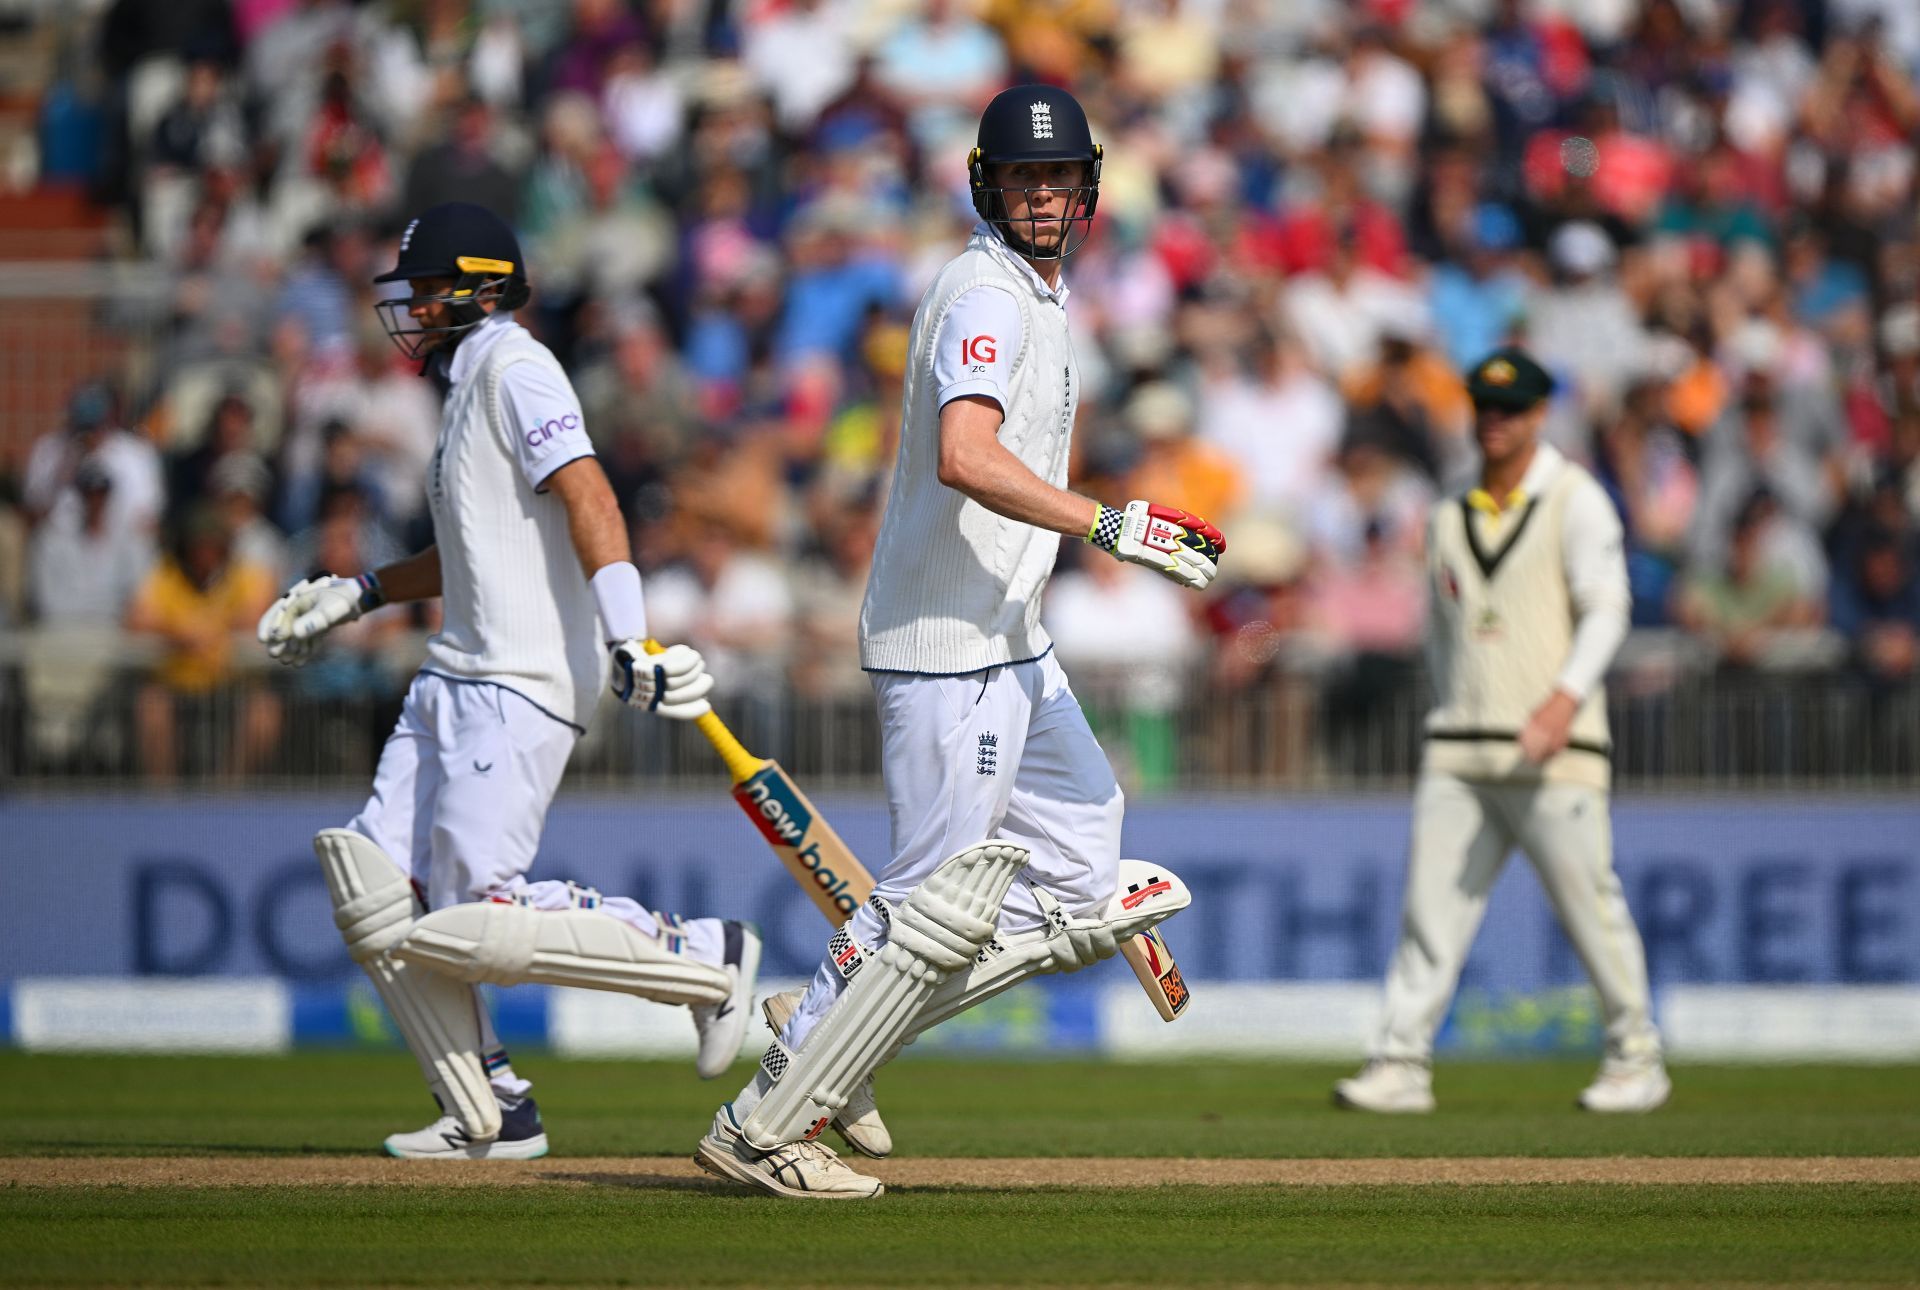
{"left": 1032, "top": 885, "right": 1122, "bottom": 973}
{"left": 256, "top": 573, "right": 384, "bottom": 666}
{"left": 610, "top": 640, "right": 715, "bottom": 720}
{"left": 1088, "top": 500, "right": 1226, "bottom": 591}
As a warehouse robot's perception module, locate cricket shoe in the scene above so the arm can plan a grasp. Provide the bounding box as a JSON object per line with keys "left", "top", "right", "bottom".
{"left": 1578, "top": 1059, "right": 1671, "bottom": 1113}
{"left": 693, "top": 1103, "right": 883, "bottom": 1200}
{"left": 692, "top": 921, "right": 763, "bottom": 1079}
{"left": 1333, "top": 1059, "right": 1436, "bottom": 1114}
{"left": 762, "top": 987, "right": 892, "bottom": 1158}
{"left": 383, "top": 1093, "right": 549, "bottom": 1159}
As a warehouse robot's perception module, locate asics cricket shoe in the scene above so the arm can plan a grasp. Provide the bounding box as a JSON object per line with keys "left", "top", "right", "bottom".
{"left": 383, "top": 1093, "right": 549, "bottom": 1160}
{"left": 1578, "top": 1059, "right": 1671, "bottom": 1113}
{"left": 692, "top": 921, "right": 762, "bottom": 1079}
{"left": 694, "top": 1102, "right": 883, "bottom": 1200}
{"left": 1333, "top": 1058, "right": 1436, "bottom": 1114}
{"left": 762, "top": 987, "right": 891, "bottom": 1158}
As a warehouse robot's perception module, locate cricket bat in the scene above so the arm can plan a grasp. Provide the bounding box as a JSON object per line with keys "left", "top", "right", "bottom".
{"left": 647, "top": 641, "right": 1189, "bottom": 1020}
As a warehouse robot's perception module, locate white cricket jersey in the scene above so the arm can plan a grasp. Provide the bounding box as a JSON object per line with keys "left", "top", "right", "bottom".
{"left": 422, "top": 315, "right": 602, "bottom": 730}
{"left": 860, "top": 224, "right": 1079, "bottom": 674}
{"left": 1423, "top": 444, "right": 1629, "bottom": 789}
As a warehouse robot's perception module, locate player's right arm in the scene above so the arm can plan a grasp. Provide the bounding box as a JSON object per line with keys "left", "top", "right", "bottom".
{"left": 255, "top": 546, "right": 438, "bottom": 666}
{"left": 931, "top": 288, "right": 1225, "bottom": 590}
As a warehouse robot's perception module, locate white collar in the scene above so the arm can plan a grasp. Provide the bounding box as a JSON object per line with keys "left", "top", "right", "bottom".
{"left": 970, "top": 222, "right": 1070, "bottom": 304}
{"left": 447, "top": 313, "right": 518, "bottom": 387}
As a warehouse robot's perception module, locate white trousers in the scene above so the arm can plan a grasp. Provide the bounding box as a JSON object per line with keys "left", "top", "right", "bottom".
{"left": 785, "top": 652, "right": 1124, "bottom": 1047}
{"left": 1376, "top": 771, "right": 1661, "bottom": 1064}
{"left": 349, "top": 671, "right": 726, "bottom": 1095}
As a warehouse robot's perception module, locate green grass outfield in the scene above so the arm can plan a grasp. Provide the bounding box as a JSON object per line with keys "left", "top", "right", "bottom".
{"left": 4, "top": 1052, "right": 1918, "bottom": 1287}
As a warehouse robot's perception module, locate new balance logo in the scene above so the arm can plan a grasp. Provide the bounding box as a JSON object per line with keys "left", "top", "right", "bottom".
{"left": 1030, "top": 101, "right": 1053, "bottom": 139}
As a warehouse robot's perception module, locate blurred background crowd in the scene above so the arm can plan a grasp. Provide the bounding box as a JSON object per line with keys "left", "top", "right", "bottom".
{"left": 0, "top": 0, "right": 1918, "bottom": 788}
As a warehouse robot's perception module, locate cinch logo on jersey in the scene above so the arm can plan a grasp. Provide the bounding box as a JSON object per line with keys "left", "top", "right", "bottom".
{"left": 525, "top": 413, "right": 580, "bottom": 447}
{"left": 738, "top": 774, "right": 860, "bottom": 915}
{"left": 1030, "top": 101, "right": 1053, "bottom": 139}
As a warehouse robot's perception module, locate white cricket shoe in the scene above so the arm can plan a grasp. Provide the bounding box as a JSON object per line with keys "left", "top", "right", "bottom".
{"left": 692, "top": 921, "right": 762, "bottom": 1079}
{"left": 762, "top": 987, "right": 892, "bottom": 1158}
{"left": 693, "top": 1103, "right": 884, "bottom": 1200}
{"left": 383, "top": 1094, "right": 549, "bottom": 1159}
{"left": 1578, "top": 1060, "right": 1672, "bottom": 1113}
{"left": 1333, "top": 1059, "right": 1436, "bottom": 1114}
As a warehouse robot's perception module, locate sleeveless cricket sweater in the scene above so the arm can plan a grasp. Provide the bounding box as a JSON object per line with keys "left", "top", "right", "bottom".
{"left": 1423, "top": 460, "right": 1612, "bottom": 790}
{"left": 425, "top": 327, "right": 603, "bottom": 730}
{"left": 859, "top": 230, "right": 1078, "bottom": 674}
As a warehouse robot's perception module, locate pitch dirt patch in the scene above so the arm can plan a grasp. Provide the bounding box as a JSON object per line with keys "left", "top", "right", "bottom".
{"left": 4, "top": 1156, "right": 1917, "bottom": 1190}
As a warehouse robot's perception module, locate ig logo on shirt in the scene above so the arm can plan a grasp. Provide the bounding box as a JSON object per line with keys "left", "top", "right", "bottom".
{"left": 961, "top": 334, "right": 996, "bottom": 374}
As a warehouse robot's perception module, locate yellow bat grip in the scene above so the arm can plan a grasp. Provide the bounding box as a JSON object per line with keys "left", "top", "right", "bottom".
{"left": 642, "top": 639, "right": 766, "bottom": 785}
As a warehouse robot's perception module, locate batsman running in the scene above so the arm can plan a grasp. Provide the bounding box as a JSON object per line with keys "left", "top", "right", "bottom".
{"left": 1334, "top": 346, "right": 1669, "bottom": 1115}
{"left": 694, "top": 86, "right": 1221, "bottom": 1199}
{"left": 256, "top": 202, "right": 760, "bottom": 1159}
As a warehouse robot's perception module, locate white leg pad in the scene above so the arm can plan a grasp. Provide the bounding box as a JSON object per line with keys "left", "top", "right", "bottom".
{"left": 313, "top": 828, "right": 501, "bottom": 1141}
{"left": 394, "top": 901, "right": 731, "bottom": 1007}
{"left": 740, "top": 841, "right": 1029, "bottom": 1150}
{"left": 901, "top": 858, "right": 1193, "bottom": 1047}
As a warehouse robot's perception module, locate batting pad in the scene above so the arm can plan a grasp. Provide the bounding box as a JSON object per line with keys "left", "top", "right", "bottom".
{"left": 313, "top": 829, "right": 501, "bottom": 1141}
{"left": 741, "top": 841, "right": 1029, "bottom": 1151}
{"left": 394, "top": 902, "right": 730, "bottom": 1007}
{"left": 902, "top": 858, "right": 1193, "bottom": 1047}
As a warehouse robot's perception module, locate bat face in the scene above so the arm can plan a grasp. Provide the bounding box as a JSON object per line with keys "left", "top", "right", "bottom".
{"left": 1120, "top": 925, "right": 1190, "bottom": 1021}
{"left": 733, "top": 762, "right": 869, "bottom": 920}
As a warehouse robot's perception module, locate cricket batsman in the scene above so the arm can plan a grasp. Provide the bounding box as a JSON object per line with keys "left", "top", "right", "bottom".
{"left": 257, "top": 202, "right": 761, "bottom": 1158}
{"left": 693, "top": 86, "right": 1223, "bottom": 1199}
{"left": 1334, "top": 346, "right": 1670, "bottom": 1115}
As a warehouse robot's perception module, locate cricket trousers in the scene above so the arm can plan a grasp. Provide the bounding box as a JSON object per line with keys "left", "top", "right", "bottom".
{"left": 783, "top": 651, "right": 1124, "bottom": 1048}
{"left": 348, "top": 671, "right": 728, "bottom": 1095}
{"left": 1375, "top": 770, "right": 1662, "bottom": 1065}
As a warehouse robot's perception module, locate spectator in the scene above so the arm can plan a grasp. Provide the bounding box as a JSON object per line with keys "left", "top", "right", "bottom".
{"left": 27, "top": 461, "right": 153, "bottom": 627}
{"left": 743, "top": 0, "right": 859, "bottom": 135}
{"left": 1674, "top": 491, "right": 1825, "bottom": 670}
{"left": 207, "top": 453, "right": 289, "bottom": 587}
{"left": 401, "top": 97, "right": 523, "bottom": 224}
{"left": 1197, "top": 329, "right": 1344, "bottom": 520}
{"left": 22, "top": 382, "right": 165, "bottom": 533}
{"left": 873, "top": 0, "right": 1007, "bottom": 151}
{"left": 124, "top": 505, "right": 280, "bottom": 778}
{"left": 1120, "top": 381, "right": 1245, "bottom": 530}
{"left": 1830, "top": 525, "right": 1920, "bottom": 683}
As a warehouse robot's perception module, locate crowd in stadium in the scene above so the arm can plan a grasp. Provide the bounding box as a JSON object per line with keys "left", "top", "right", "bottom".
{"left": 6, "top": 0, "right": 1920, "bottom": 778}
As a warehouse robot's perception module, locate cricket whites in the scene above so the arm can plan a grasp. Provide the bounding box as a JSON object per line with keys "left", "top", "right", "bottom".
{"left": 646, "top": 642, "right": 1188, "bottom": 1020}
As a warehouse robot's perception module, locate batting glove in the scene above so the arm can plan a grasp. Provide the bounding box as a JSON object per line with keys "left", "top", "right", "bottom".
{"left": 610, "top": 640, "right": 715, "bottom": 720}
{"left": 257, "top": 573, "right": 384, "bottom": 666}
{"left": 1088, "top": 500, "right": 1226, "bottom": 591}
{"left": 1031, "top": 885, "right": 1122, "bottom": 973}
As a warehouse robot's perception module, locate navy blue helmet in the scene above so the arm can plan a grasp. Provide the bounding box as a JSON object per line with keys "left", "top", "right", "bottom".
{"left": 969, "top": 85, "right": 1102, "bottom": 261}
{"left": 373, "top": 202, "right": 531, "bottom": 360}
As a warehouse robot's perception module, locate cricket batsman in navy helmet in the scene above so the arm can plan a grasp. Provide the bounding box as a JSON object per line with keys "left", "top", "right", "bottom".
{"left": 255, "top": 202, "right": 763, "bottom": 1158}
{"left": 692, "top": 87, "right": 1222, "bottom": 1199}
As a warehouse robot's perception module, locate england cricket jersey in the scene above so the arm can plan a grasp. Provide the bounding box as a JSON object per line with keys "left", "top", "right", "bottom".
{"left": 860, "top": 224, "right": 1079, "bottom": 674}
{"left": 423, "top": 315, "right": 602, "bottom": 729}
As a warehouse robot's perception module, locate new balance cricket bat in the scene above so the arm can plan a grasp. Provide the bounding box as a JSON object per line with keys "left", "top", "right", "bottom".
{"left": 648, "top": 642, "right": 1189, "bottom": 1020}
{"left": 645, "top": 642, "right": 866, "bottom": 922}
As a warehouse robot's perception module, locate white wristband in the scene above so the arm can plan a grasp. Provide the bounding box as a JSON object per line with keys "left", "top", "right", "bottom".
{"left": 590, "top": 561, "right": 648, "bottom": 643}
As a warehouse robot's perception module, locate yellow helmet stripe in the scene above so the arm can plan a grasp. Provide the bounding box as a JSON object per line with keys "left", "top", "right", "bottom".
{"left": 455, "top": 255, "right": 515, "bottom": 276}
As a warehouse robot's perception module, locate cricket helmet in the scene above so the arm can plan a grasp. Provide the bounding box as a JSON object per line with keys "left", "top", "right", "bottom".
{"left": 373, "top": 202, "right": 531, "bottom": 360}
{"left": 969, "top": 84, "right": 1102, "bottom": 261}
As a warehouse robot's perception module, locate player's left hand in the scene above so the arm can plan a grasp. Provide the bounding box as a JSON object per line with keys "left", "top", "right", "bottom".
{"left": 1519, "top": 690, "right": 1580, "bottom": 764}
{"left": 1090, "top": 500, "right": 1226, "bottom": 591}
{"left": 257, "top": 574, "right": 383, "bottom": 665}
{"left": 611, "top": 640, "right": 714, "bottom": 719}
